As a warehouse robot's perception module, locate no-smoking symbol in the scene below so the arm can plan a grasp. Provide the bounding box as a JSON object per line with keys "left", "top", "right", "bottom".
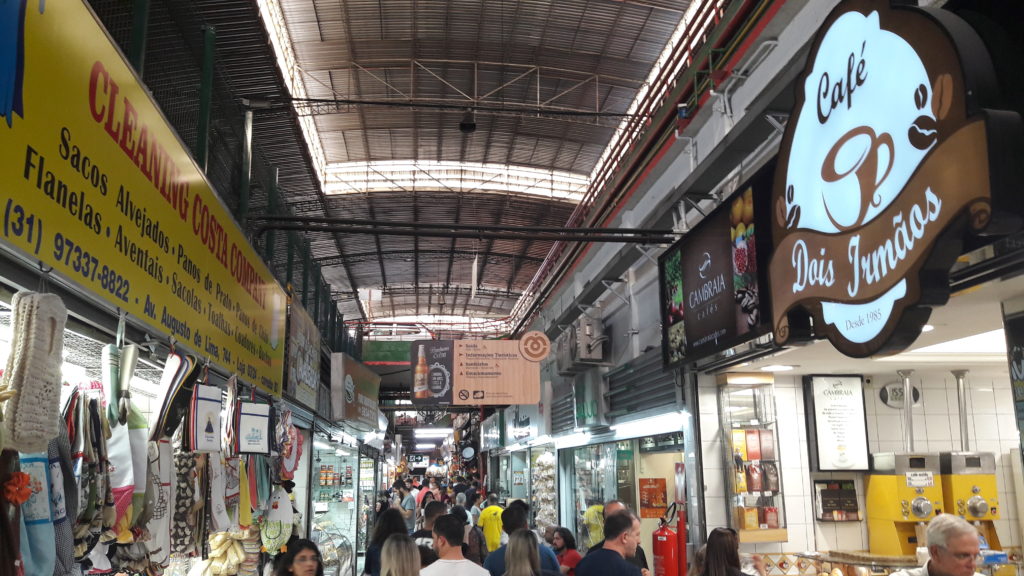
{"left": 519, "top": 331, "right": 550, "bottom": 362}
{"left": 458, "top": 390, "right": 469, "bottom": 401}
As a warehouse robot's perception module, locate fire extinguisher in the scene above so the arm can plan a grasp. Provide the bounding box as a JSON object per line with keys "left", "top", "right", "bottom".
{"left": 653, "top": 502, "right": 680, "bottom": 576}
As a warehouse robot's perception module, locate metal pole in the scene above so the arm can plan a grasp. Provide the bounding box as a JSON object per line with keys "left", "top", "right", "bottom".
{"left": 128, "top": 0, "right": 151, "bottom": 74}
{"left": 952, "top": 369, "right": 970, "bottom": 451}
{"left": 313, "top": 269, "right": 321, "bottom": 332}
{"left": 286, "top": 232, "right": 295, "bottom": 287}
{"left": 302, "top": 239, "right": 311, "bottom": 307}
{"left": 238, "top": 108, "right": 254, "bottom": 227}
{"left": 898, "top": 369, "right": 915, "bottom": 451}
{"left": 264, "top": 169, "right": 279, "bottom": 263}
{"left": 196, "top": 26, "right": 216, "bottom": 172}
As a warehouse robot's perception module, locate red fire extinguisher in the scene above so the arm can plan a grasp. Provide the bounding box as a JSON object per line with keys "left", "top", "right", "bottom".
{"left": 654, "top": 502, "right": 687, "bottom": 576}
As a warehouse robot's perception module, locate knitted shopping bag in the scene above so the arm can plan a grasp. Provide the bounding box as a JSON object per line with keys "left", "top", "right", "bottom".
{"left": 2, "top": 292, "right": 67, "bottom": 452}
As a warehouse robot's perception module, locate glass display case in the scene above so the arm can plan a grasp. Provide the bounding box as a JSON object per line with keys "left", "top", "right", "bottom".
{"left": 312, "top": 443, "right": 359, "bottom": 573}
{"left": 562, "top": 440, "right": 637, "bottom": 552}
{"left": 356, "top": 453, "right": 378, "bottom": 554}
{"left": 717, "top": 373, "right": 788, "bottom": 543}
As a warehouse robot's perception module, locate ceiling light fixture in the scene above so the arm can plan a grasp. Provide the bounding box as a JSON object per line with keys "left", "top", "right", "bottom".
{"left": 415, "top": 443, "right": 436, "bottom": 450}
{"left": 760, "top": 364, "right": 795, "bottom": 372}
{"left": 459, "top": 109, "right": 476, "bottom": 134}
{"left": 921, "top": 324, "right": 935, "bottom": 332}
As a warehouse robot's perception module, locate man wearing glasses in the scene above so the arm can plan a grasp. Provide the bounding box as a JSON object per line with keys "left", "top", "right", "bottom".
{"left": 891, "top": 514, "right": 984, "bottom": 576}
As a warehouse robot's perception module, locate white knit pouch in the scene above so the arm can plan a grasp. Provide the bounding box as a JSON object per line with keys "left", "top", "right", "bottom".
{"left": 3, "top": 292, "right": 67, "bottom": 453}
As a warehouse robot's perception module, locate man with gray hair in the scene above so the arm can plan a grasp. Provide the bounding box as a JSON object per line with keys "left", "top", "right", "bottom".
{"left": 584, "top": 500, "right": 649, "bottom": 576}
{"left": 891, "top": 514, "right": 984, "bottom": 576}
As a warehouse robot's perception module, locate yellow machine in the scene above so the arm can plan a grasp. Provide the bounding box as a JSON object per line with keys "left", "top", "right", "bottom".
{"left": 867, "top": 453, "right": 944, "bottom": 556}
{"left": 939, "top": 452, "right": 1001, "bottom": 549}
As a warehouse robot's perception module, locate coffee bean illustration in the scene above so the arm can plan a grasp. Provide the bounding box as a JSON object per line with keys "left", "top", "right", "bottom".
{"left": 908, "top": 115, "right": 938, "bottom": 150}
{"left": 914, "top": 84, "right": 928, "bottom": 110}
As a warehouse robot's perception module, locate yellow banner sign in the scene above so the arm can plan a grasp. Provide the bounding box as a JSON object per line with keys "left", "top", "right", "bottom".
{"left": 0, "top": 2, "right": 286, "bottom": 394}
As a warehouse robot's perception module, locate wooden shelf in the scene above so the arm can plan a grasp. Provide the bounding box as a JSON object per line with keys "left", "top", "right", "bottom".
{"left": 738, "top": 528, "right": 788, "bottom": 543}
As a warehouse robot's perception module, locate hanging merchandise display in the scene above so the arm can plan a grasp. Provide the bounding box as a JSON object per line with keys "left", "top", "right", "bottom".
{"left": 531, "top": 449, "right": 557, "bottom": 531}
{"left": 0, "top": 289, "right": 317, "bottom": 576}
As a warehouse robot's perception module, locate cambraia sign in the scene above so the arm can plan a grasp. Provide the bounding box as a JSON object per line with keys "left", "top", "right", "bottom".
{"left": 768, "top": 0, "right": 1023, "bottom": 357}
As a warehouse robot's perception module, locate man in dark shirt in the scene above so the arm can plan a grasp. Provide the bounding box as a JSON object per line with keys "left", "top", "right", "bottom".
{"left": 412, "top": 500, "right": 447, "bottom": 549}
{"left": 452, "top": 475, "right": 469, "bottom": 495}
{"left": 584, "top": 500, "right": 649, "bottom": 575}
{"left": 576, "top": 512, "right": 642, "bottom": 576}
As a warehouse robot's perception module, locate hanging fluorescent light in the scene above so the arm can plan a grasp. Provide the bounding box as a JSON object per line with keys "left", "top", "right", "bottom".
{"left": 554, "top": 431, "right": 592, "bottom": 449}
{"left": 314, "top": 441, "right": 334, "bottom": 451}
{"left": 528, "top": 435, "right": 553, "bottom": 447}
{"left": 336, "top": 449, "right": 350, "bottom": 456}
{"left": 415, "top": 443, "right": 437, "bottom": 450}
{"left": 414, "top": 428, "right": 453, "bottom": 437}
{"left": 611, "top": 411, "right": 685, "bottom": 439}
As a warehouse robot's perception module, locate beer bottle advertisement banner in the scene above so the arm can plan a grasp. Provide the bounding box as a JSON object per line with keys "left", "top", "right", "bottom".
{"left": 0, "top": 1, "right": 286, "bottom": 394}
{"left": 410, "top": 340, "right": 454, "bottom": 405}
{"left": 409, "top": 332, "right": 549, "bottom": 405}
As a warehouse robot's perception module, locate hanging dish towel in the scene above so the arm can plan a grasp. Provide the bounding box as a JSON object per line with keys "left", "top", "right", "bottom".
{"left": 191, "top": 384, "right": 222, "bottom": 453}
{"left": 143, "top": 438, "right": 174, "bottom": 567}
{"left": 2, "top": 291, "right": 67, "bottom": 452}
{"left": 19, "top": 452, "right": 55, "bottom": 576}
{"left": 236, "top": 456, "right": 252, "bottom": 530}
{"left": 126, "top": 401, "right": 149, "bottom": 529}
{"left": 49, "top": 416, "right": 77, "bottom": 576}
{"left": 151, "top": 352, "right": 199, "bottom": 441}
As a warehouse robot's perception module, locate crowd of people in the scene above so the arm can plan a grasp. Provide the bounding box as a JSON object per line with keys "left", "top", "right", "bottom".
{"left": 358, "top": 475, "right": 654, "bottom": 576}
{"left": 269, "top": 471, "right": 985, "bottom": 576}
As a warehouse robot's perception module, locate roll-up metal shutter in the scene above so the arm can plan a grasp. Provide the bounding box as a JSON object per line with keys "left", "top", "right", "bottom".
{"left": 605, "top": 348, "right": 679, "bottom": 419}
{"left": 550, "top": 376, "right": 576, "bottom": 434}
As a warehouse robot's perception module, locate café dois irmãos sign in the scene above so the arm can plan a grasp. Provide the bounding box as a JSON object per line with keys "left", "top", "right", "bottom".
{"left": 768, "top": 0, "right": 1023, "bottom": 357}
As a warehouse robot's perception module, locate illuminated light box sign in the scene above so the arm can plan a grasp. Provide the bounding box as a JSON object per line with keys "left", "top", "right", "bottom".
{"left": 659, "top": 163, "right": 774, "bottom": 366}
{"left": 0, "top": 1, "right": 287, "bottom": 392}
{"left": 768, "top": 0, "right": 1023, "bottom": 358}
{"left": 331, "top": 353, "right": 381, "bottom": 431}
{"left": 803, "top": 375, "right": 870, "bottom": 472}
{"left": 410, "top": 332, "right": 549, "bottom": 405}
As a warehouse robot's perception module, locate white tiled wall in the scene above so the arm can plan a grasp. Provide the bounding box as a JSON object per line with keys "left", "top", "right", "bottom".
{"left": 698, "top": 368, "right": 1021, "bottom": 560}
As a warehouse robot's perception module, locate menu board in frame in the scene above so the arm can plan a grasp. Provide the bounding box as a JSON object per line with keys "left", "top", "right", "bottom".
{"left": 803, "top": 375, "right": 870, "bottom": 472}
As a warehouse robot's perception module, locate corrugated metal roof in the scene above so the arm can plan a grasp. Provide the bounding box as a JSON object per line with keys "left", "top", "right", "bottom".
{"left": 87, "top": 0, "right": 687, "bottom": 324}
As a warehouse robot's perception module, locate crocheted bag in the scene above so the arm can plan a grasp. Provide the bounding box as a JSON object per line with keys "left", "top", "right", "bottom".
{"left": 2, "top": 291, "right": 67, "bottom": 452}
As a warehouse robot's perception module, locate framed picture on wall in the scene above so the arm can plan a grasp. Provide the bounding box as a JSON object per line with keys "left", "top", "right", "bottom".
{"left": 803, "top": 375, "right": 871, "bottom": 472}
{"left": 812, "top": 479, "right": 862, "bottom": 521}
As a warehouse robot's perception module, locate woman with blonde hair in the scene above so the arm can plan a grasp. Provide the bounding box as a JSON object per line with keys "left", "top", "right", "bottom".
{"left": 380, "top": 533, "right": 420, "bottom": 576}
{"left": 503, "top": 529, "right": 541, "bottom": 576}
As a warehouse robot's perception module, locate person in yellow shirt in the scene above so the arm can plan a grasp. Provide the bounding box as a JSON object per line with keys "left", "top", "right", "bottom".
{"left": 582, "top": 502, "right": 605, "bottom": 550}
{"left": 477, "top": 493, "right": 504, "bottom": 552}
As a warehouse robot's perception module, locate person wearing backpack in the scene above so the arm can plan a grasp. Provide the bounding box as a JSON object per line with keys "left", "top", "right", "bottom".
{"left": 452, "top": 505, "right": 488, "bottom": 565}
